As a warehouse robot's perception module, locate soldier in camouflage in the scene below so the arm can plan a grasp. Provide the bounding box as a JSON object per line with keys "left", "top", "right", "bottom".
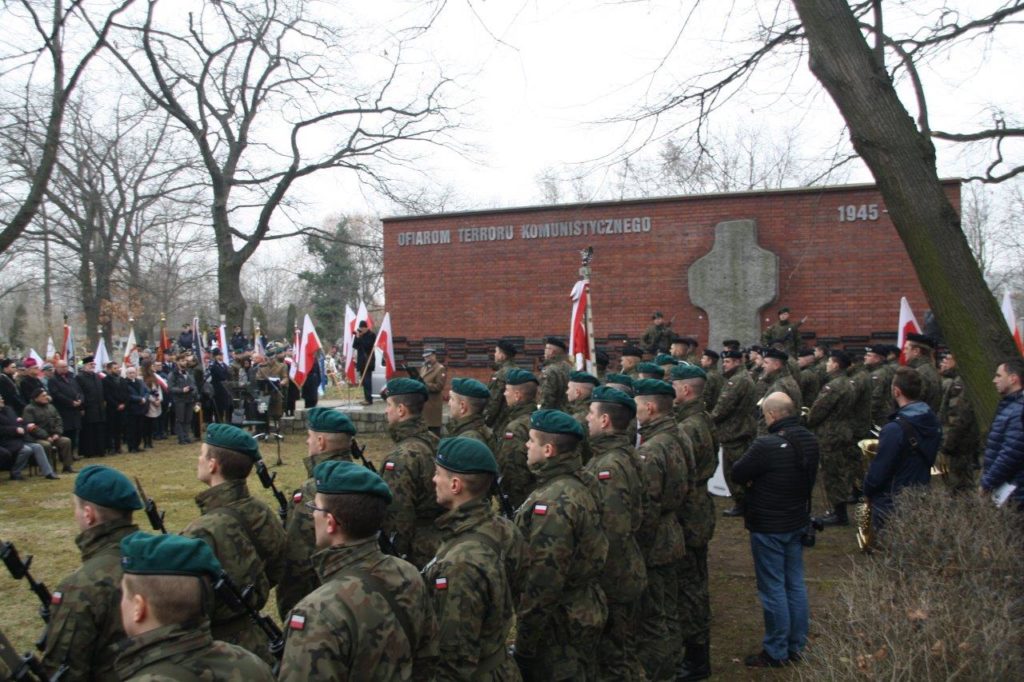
{"left": 641, "top": 312, "right": 674, "bottom": 356}
{"left": 539, "top": 337, "right": 573, "bottom": 412}
{"left": 182, "top": 424, "right": 286, "bottom": 664}
{"left": 864, "top": 345, "right": 895, "bottom": 429}
{"left": 632, "top": 380, "right": 690, "bottom": 681}
{"left": 848, "top": 354, "right": 874, "bottom": 442}
{"left": 446, "top": 377, "right": 494, "bottom": 447}
{"left": 805, "top": 351, "right": 858, "bottom": 527}
{"left": 619, "top": 345, "right": 643, "bottom": 378}
{"left": 484, "top": 340, "right": 520, "bottom": 430}
{"left": 711, "top": 350, "right": 757, "bottom": 516}
{"left": 513, "top": 410, "right": 608, "bottom": 682}
{"left": 604, "top": 373, "right": 639, "bottom": 445}
{"left": 567, "top": 371, "right": 600, "bottom": 465}
{"left": 585, "top": 386, "right": 648, "bottom": 680}
{"left": 425, "top": 437, "right": 526, "bottom": 680}
{"left": 761, "top": 307, "right": 806, "bottom": 358}
{"left": 495, "top": 369, "right": 540, "bottom": 510}
{"left": 905, "top": 333, "right": 943, "bottom": 413}
{"left": 937, "top": 352, "right": 981, "bottom": 493}
{"left": 756, "top": 349, "right": 802, "bottom": 436}
{"left": 278, "top": 461, "right": 437, "bottom": 681}
{"left": 116, "top": 533, "right": 274, "bottom": 681}
{"left": 378, "top": 378, "right": 442, "bottom": 568}
{"left": 277, "top": 407, "right": 357, "bottom": 619}
{"left": 699, "top": 349, "right": 724, "bottom": 413}
{"left": 797, "top": 348, "right": 821, "bottom": 409}
{"left": 41, "top": 465, "right": 142, "bottom": 681}
{"left": 671, "top": 365, "right": 719, "bottom": 681}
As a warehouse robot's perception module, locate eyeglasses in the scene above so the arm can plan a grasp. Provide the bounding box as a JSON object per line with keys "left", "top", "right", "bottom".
{"left": 303, "top": 501, "right": 331, "bottom": 515}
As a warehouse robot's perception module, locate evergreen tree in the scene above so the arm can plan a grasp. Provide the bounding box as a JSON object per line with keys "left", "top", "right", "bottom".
{"left": 7, "top": 303, "right": 27, "bottom": 350}
{"left": 285, "top": 304, "right": 297, "bottom": 342}
{"left": 298, "top": 218, "right": 361, "bottom": 342}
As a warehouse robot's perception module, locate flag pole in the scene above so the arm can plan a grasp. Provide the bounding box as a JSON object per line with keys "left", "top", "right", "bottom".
{"left": 580, "top": 246, "right": 596, "bottom": 375}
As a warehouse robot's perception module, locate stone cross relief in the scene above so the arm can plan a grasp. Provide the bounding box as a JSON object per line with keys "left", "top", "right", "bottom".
{"left": 689, "top": 219, "right": 778, "bottom": 349}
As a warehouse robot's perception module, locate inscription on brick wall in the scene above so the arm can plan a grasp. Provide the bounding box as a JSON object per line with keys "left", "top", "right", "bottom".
{"left": 396, "top": 216, "right": 652, "bottom": 246}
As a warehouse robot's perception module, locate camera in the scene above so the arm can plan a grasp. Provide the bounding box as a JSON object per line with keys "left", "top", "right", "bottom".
{"left": 801, "top": 518, "right": 825, "bottom": 548}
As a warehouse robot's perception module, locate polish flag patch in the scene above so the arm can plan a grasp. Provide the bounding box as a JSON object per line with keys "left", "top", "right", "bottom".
{"left": 384, "top": 461, "right": 396, "bottom": 471}
{"left": 434, "top": 577, "right": 448, "bottom": 590}
{"left": 289, "top": 614, "right": 306, "bottom": 630}
{"left": 598, "top": 470, "right": 611, "bottom": 480}
{"left": 504, "top": 432, "right": 515, "bottom": 440}
{"left": 292, "top": 492, "right": 303, "bottom": 504}
{"left": 533, "top": 504, "right": 548, "bottom": 516}
{"left": 51, "top": 591, "right": 63, "bottom": 605}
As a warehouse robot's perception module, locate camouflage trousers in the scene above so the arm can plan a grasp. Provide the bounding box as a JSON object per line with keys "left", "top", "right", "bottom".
{"left": 532, "top": 584, "right": 607, "bottom": 681}
{"left": 637, "top": 562, "right": 682, "bottom": 681}
{"left": 722, "top": 439, "right": 753, "bottom": 507}
{"left": 678, "top": 544, "right": 710, "bottom": 644}
{"left": 596, "top": 599, "right": 644, "bottom": 681}
{"left": 821, "top": 443, "right": 860, "bottom": 508}
{"left": 936, "top": 452, "right": 978, "bottom": 494}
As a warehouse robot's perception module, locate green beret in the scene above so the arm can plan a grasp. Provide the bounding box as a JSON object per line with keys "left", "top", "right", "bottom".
{"left": 670, "top": 364, "right": 707, "bottom": 381}
{"left": 435, "top": 437, "right": 499, "bottom": 475}
{"left": 637, "top": 362, "right": 665, "bottom": 378}
{"left": 568, "top": 371, "right": 600, "bottom": 386}
{"left": 120, "top": 531, "right": 222, "bottom": 577}
{"left": 590, "top": 386, "right": 637, "bottom": 415}
{"left": 314, "top": 460, "right": 392, "bottom": 502}
{"left": 505, "top": 369, "right": 538, "bottom": 386}
{"left": 451, "top": 377, "right": 489, "bottom": 399}
{"left": 633, "top": 378, "right": 676, "bottom": 397}
{"left": 306, "top": 407, "right": 356, "bottom": 435}
{"left": 654, "top": 354, "right": 678, "bottom": 366}
{"left": 530, "top": 409, "right": 585, "bottom": 439}
{"left": 204, "top": 423, "right": 260, "bottom": 460}
{"left": 384, "top": 378, "right": 428, "bottom": 398}
{"left": 74, "top": 465, "right": 143, "bottom": 511}
{"left": 604, "top": 373, "right": 634, "bottom": 388}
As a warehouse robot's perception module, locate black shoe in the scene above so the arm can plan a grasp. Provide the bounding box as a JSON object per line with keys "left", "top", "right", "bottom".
{"left": 45, "top": 473, "right": 60, "bottom": 480}
{"left": 818, "top": 503, "right": 850, "bottom": 527}
{"left": 62, "top": 467, "right": 76, "bottom": 474}
{"left": 722, "top": 506, "right": 744, "bottom": 517}
{"left": 676, "top": 639, "right": 711, "bottom": 681}
{"left": 744, "top": 651, "right": 787, "bottom": 668}
{"left": 788, "top": 650, "right": 804, "bottom": 664}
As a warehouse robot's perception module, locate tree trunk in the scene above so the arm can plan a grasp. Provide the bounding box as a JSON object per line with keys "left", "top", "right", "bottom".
{"left": 792, "top": 0, "right": 1019, "bottom": 426}
{"left": 219, "top": 259, "right": 247, "bottom": 332}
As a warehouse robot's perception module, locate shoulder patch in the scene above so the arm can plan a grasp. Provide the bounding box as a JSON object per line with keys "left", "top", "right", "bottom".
{"left": 288, "top": 613, "right": 306, "bottom": 630}
{"left": 434, "top": 577, "right": 448, "bottom": 590}
{"left": 292, "top": 491, "right": 302, "bottom": 504}
{"left": 504, "top": 432, "right": 515, "bottom": 440}
{"left": 51, "top": 591, "right": 63, "bottom": 605}
{"left": 384, "top": 461, "right": 396, "bottom": 471}
{"left": 533, "top": 503, "right": 548, "bottom": 516}
{"left": 598, "top": 470, "right": 611, "bottom": 480}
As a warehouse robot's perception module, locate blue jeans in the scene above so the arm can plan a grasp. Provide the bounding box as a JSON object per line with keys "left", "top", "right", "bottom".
{"left": 750, "top": 530, "right": 809, "bottom": 660}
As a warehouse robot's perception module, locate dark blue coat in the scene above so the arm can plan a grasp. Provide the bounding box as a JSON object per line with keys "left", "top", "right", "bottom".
{"left": 865, "top": 401, "right": 941, "bottom": 517}
{"left": 981, "top": 390, "right": 1024, "bottom": 503}
{"left": 126, "top": 378, "right": 149, "bottom": 416}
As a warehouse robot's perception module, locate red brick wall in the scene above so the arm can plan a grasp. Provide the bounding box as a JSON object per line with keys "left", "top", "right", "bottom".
{"left": 383, "top": 182, "right": 959, "bottom": 378}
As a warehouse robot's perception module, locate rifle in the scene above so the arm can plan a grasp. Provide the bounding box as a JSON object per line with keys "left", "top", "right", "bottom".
{"left": 212, "top": 572, "right": 284, "bottom": 665}
{"left": 134, "top": 478, "right": 167, "bottom": 534}
{"left": 492, "top": 477, "right": 515, "bottom": 520}
{"left": 0, "top": 627, "right": 54, "bottom": 681}
{"left": 255, "top": 460, "right": 289, "bottom": 525}
{"left": 348, "top": 441, "right": 406, "bottom": 557}
{"left": 1, "top": 542, "right": 52, "bottom": 651}
{"left": 351, "top": 438, "right": 375, "bottom": 473}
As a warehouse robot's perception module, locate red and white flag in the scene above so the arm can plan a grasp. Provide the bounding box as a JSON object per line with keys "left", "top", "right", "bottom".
{"left": 289, "top": 327, "right": 300, "bottom": 381}
{"left": 896, "top": 296, "right": 922, "bottom": 365}
{"left": 217, "top": 323, "right": 231, "bottom": 363}
{"left": 95, "top": 337, "right": 111, "bottom": 370}
{"left": 375, "top": 312, "right": 396, "bottom": 380}
{"left": 357, "top": 301, "right": 375, "bottom": 332}
{"left": 342, "top": 304, "right": 357, "bottom": 383}
{"left": 294, "top": 314, "right": 322, "bottom": 388}
{"left": 569, "top": 279, "right": 592, "bottom": 372}
{"left": 123, "top": 327, "right": 139, "bottom": 368}
{"left": 1002, "top": 291, "right": 1024, "bottom": 355}
{"left": 46, "top": 336, "right": 56, "bottom": 362}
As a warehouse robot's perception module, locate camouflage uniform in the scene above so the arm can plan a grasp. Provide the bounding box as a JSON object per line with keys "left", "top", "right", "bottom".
{"left": 702, "top": 368, "right": 723, "bottom": 413}
{"left": 276, "top": 448, "right": 352, "bottom": 619}
{"left": 849, "top": 365, "right": 874, "bottom": 439}
{"left": 278, "top": 536, "right": 437, "bottom": 682}
{"left": 539, "top": 357, "right": 572, "bottom": 412}
{"left": 761, "top": 319, "right": 803, "bottom": 357}
{"left": 709, "top": 365, "right": 756, "bottom": 506}
{"left": 937, "top": 369, "right": 981, "bottom": 493}
{"left": 115, "top": 623, "right": 274, "bottom": 681}
{"left": 422, "top": 498, "right": 526, "bottom": 681}
{"left": 379, "top": 417, "right": 441, "bottom": 567}
{"left": 447, "top": 413, "right": 494, "bottom": 447}
{"left": 641, "top": 325, "right": 673, "bottom": 355}
{"left": 909, "top": 356, "right": 943, "bottom": 413}
{"left": 515, "top": 449, "right": 608, "bottom": 681}
{"left": 798, "top": 365, "right": 821, "bottom": 409}
{"left": 484, "top": 359, "right": 518, "bottom": 429}
{"left": 806, "top": 371, "right": 858, "bottom": 507}
{"left": 182, "top": 479, "right": 286, "bottom": 664}
{"left": 756, "top": 368, "right": 802, "bottom": 435}
{"left": 868, "top": 362, "right": 896, "bottom": 428}
{"left": 420, "top": 360, "right": 448, "bottom": 432}
{"left": 567, "top": 397, "right": 593, "bottom": 465}
{"left": 586, "top": 432, "right": 648, "bottom": 680}
{"left": 635, "top": 417, "right": 689, "bottom": 680}
{"left": 494, "top": 402, "right": 537, "bottom": 511}
{"left": 675, "top": 398, "right": 718, "bottom": 651}
{"left": 41, "top": 517, "right": 139, "bottom": 681}
{"left": 255, "top": 359, "right": 289, "bottom": 420}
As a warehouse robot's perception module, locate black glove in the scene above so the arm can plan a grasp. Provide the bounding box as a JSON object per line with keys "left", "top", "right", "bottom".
{"left": 513, "top": 650, "right": 540, "bottom": 682}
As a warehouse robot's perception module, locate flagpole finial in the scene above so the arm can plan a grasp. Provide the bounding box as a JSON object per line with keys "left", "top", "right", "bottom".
{"left": 160, "top": 312, "right": 166, "bottom": 323}
{"left": 128, "top": 316, "right": 134, "bottom": 325}
{"left": 97, "top": 325, "right": 102, "bottom": 336}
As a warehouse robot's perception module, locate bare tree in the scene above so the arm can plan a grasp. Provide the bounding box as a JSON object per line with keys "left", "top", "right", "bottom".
{"left": 105, "top": 0, "right": 455, "bottom": 328}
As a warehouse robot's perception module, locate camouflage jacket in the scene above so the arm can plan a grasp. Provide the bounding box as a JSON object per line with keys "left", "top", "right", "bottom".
{"left": 849, "top": 366, "right": 874, "bottom": 438}
{"left": 756, "top": 370, "right": 802, "bottom": 435}
{"left": 539, "top": 357, "right": 572, "bottom": 411}
{"left": 494, "top": 401, "right": 537, "bottom": 511}
{"left": 676, "top": 399, "right": 719, "bottom": 548}
{"left": 641, "top": 324, "right": 673, "bottom": 355}
{"left": 567, "top": 397, "right": 593, "bottom": 465}
{"left": 869, "top": 362, "right": 896, "bottom": 428}
{"left": 422, "top": 498, "right": 526, "bottom": 681}
{"left": 278, "top": 536, "right": 437, "bottom": 682}
{"left": 42, "top": 518, "right": 139, "bottom": 681}
{"left": 636, "top": 416, "right": 688, "bottom": 567}
{"left": 703, "top": 368, "right": 724, "bottom": 413}
{"left": 710, "top": 366, "right": 757, "bottom": 446}
{"left": 938, "top": 370, "right": 981, "bottom": 464}
{"left": 761, "top": 320, "right": 803, "bottom": 356}
{"left": 910, "top": 356, "right": 943, "bottom": 413}
{"left": 585, "top": 432, "right": 647, "bottom": 602}
{"left": 115, "top": 623, "right": 274, "bottom": 682}
{"left": 799, "top": 366, "right": 821, "bottom": 409}
{"left": 182, "top": 479, "right": 286, "bottom": 661}
{"left": 806, "top": 371, "right": 857, "bottom": 450}
{"left": 276, "top": 448, "right": 353, "bottom": 619}
{"left": 447, "top": 413, "right": 494, "bottom": 449}
{"left": 484, "top": 360, "right": 518, "bottom": 429}
{"left": 380, "top": 417, "right": 441, "bottom": 567}
{"left": 514, "top": 451, "right": 608, "bottom": 660}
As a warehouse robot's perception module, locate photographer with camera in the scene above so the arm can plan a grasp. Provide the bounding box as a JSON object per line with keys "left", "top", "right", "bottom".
{"left": 731, "top": 391, "right": 819, "bottom": 669}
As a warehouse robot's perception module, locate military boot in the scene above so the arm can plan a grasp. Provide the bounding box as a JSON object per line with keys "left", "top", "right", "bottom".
{"left": 817, "top": 502, "right": 849, "bottom": 527}
{"left": 676, "top": 639, "right": 711, "bottom": 681}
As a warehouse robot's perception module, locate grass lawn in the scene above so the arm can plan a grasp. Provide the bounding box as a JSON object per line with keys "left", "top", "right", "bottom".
{"left": 1, "top": 429, "right": 860, "bottom": 681}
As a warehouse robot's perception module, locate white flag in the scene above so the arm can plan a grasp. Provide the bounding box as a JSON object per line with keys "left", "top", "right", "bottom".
{"left": 95, "top": 337, "right": 111, "bottom": 369}
{"left": 896, "top": 297, "right": 922, "bottom": 366}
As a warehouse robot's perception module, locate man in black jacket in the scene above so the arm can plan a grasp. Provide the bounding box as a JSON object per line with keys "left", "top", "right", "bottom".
{"left": 351, "top": 321, "right": 376, "bottom": 405}
{"left": 732, "top": 392, "right": 819, "bottom": 669}
{"left": 102, "top": 362, "right": 128, "bottom": 454}
{"left": 0, "top": 359, "right": 26, "bottom": 414}
{"left": 49, "top": 360, "right": 84, "bottom": 453}
{"left": 75, "top": 356, "right": 106, "bottom": 458}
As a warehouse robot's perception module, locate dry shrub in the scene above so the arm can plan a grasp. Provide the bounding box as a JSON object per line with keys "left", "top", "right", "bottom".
{"left": 798, "top": 486, "right": 1024, "bottom": 680}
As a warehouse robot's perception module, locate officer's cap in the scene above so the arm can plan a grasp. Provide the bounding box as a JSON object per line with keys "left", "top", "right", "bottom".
{"left": 81, "top": 355, "right": 95, "bottom": 364}
{"left": 654, "top": 354, "right": 678, "bottom": 366}
{"left": 778, "top": 307, "right": 790, "bottom": 315}
{"left": 383, "top": 378, "right": 428, "bottom": 398}
{"left": 621, "top": 345, "right": 644, "bottom": 358}
{"left": 702, "top": 348, "right": 720, "bottom": 361}
{"left": 435, "top": 437, "right": 499, "bottom": 476}
{"left": 906, "top": 333, "right": 936, "bottom": 349}
{"left": 568, "top": 371, "right": 600, "bottom": 386}
{"left": 763, "top": 348, "right": 789, "bottom": 362}
{"left": 604, "top": 373, "right": 634, "bottom": 389}
{"left": 451, "top": 377, "right": 489, "bottom": 399}
{"left": 306, "top": 407, "right": 356, "bottom": 435}
{"left": 496, "top": 340, "right": 518, "bottom": 356}
{"left": 637, "top": 362, "right": 665, "bottom": 378}
{"left": 865, "top": 345, "right": 888, "bottom": 357}
{"left": 120, "top": 531, "right": 222, "bottom": 577}
{"left": 314, "top": 460, "right": 392, "bottom": 501}
{"left": 670, "top": 364, "right": 707, "bottom": 381}
{"left": 632, "top": 379, "right": 676, "bottom": 397}
{"left": 505, "top": 369, "right": 539, "bottom": 386}
{"left": 590, "top": 386, "right": 636, "bottom": 415}
{"left": 722, "top": 349, "right": 744, "bottom": 359}
{"left": 529, "top": 409, "right": 585, "bottom": 439}
{"left": 545, "top": 336, "right": 567, "bottom": 351}
{"left": 204, "top": 423, "right": 260, "bottom": 461}
{"left": 75, "top": 465, "right": 143, "bottom": 511}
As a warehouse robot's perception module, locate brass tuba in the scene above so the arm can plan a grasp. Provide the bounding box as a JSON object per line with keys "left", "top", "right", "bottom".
{"left": 856, "top": 438, "right": 879, "bottom": 552}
